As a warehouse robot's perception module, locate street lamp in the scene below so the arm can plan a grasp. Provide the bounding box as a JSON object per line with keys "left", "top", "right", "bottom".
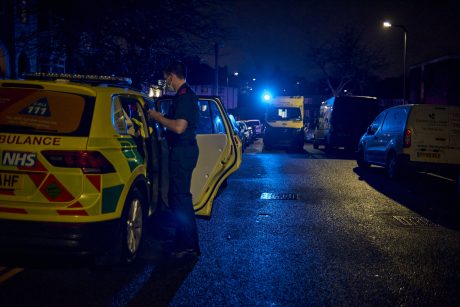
{"left": 383, "top": 21, "right": 408, "bottom": 103}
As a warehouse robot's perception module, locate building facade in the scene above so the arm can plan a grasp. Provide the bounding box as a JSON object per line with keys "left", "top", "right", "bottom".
{"left": 409, "top": 56, "right": 460, "bottom": 106}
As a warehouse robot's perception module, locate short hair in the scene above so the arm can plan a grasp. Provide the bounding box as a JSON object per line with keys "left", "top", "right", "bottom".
{"left": 163, "top": 61, "right": 187, "bottom": 80}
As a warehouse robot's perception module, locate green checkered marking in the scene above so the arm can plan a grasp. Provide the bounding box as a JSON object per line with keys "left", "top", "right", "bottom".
{"left": 46, "top": 183, "right": 61, "bottom": 199}
{"left": 102, "top": 184, "right": 124, "bottom": 213}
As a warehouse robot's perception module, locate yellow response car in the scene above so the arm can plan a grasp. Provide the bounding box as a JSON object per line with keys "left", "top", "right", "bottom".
{"left": 0, "top": 73, "right": 241, "bottom": 264}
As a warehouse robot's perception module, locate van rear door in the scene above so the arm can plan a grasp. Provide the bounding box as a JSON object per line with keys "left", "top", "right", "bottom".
{"left": 408, "top": 105, "right": 460, "bottom": 165}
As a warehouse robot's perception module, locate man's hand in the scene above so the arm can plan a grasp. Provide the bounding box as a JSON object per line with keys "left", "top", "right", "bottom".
{"left": 148, "top": 109, "right": 188, "bottom": 134}
{"left": 148, "top": 109, "right": 162, "bottom": 122}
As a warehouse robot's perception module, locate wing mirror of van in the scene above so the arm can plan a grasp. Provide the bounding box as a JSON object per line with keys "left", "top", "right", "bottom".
{"left": 367, "top": 126, "right": 375, "bottom": 135}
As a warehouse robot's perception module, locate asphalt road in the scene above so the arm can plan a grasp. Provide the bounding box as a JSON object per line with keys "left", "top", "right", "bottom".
{"left": 1, "top": 139, "right": 460, "bottom": 306}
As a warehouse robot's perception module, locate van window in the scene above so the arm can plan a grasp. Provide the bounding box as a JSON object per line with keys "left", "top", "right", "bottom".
{"left": 382, "top": 109, "right": 406, "bottom": 133}
{"left": 332, "top": 97, "right": 379, "bottom": 129}
{"left": 266, "top": 107, "right": 301, "bottom": 121}
{"left": 369, "top": 112, "right": 386, "bottom": 134}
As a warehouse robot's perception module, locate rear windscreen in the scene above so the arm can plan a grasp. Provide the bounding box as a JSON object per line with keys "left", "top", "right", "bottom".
{"left": 266, "top": 107, "right": 301, "bottom": 121}
{"left": 0, "top": 87, "right": 95, "bottom": 136}
{"left": 332, "top": 98, "right": 379, "bottom": 128}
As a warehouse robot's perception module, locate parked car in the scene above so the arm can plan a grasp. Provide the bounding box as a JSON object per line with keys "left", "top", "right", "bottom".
{"left": 304, "top": 121, "right": 316, "bottom": 143}
{"left": 357, "top": 104, "right": 460, "bottom": 181}
{"left": 237, "top": 120, "right": 251, "bottom": 148}
{"left": 314, "top": 96, "right": 380, "bottom": 151}
{"left": 244, "top": 119, "right": 263, "bottom": 138}
{"left": 0, "top": 73, "right": 241, "bottom": 264}
{"left": 227, "top": 114, "right": 244, "bottom": 147}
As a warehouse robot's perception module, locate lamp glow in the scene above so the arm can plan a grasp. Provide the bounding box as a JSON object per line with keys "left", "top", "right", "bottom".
{"left": 262, "top": 90, "right": 272, "bottom": 102}
{"left": 383, "top": 21, "right": 392, "bottom": 28}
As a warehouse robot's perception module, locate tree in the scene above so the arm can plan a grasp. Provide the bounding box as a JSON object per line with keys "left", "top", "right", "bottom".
{"left": 307, "top": 26, "right": 386, "bottom": 96}
{"left": 17, "top": 0, "right": 230, "bottom": 87}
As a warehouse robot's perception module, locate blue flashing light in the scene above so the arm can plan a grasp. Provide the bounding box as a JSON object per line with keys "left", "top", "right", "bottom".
{"left": 262, "top": 90, "right": 272, "bottom": 102}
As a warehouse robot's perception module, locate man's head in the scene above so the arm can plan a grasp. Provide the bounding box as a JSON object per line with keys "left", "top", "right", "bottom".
{"left": 163, "top": 61, "right": 187, "bottom": 91}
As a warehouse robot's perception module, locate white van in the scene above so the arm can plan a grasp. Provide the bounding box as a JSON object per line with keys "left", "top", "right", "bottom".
{"left": 357, "top": 104, "right": 460, "bottom": 180}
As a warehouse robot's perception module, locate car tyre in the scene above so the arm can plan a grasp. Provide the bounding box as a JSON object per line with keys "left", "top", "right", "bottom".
{"left": 313, "top": 140, "right": 319, "bottom": 149}
{"left": 356, "top": 147, "right": 370, "bottom": 168}
{"left": 386, "top": 152, "right": 401, "bottom": 179}
{"left": 121, "top": 187, "right": 146, "bottom": 264}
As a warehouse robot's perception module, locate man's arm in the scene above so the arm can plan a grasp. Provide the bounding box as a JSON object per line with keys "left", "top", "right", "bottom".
{"left": 148, "top": 110, "right": 188, "bottom": 134}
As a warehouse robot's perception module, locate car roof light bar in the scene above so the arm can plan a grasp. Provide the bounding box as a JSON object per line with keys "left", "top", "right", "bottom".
{"left": 21, "top": 72, "right": 132, "bottom": 86}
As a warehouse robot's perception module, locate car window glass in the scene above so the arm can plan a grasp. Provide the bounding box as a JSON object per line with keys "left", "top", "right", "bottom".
{"left": 228, "top": 114, "right": 239, "bottom": 133}
{"left": 126, "top": 98, "right": 147, "bottom": 138}
{"left": 159, "top": 99, "right": 171, "bottom": 116}
{"left": 117, "top": 96, "right": 148, "bottom": 160}
{"left": 382, "top": 109, "right": 405, "bottom": 133}
{"left": 112, "top": 96, "right": 128, "bottom": 134}
{"left": 370, "top": 112, "right": 385, "bottom": 133}
{"left": 0, "top": 88, "right": 94, "bottom": 136}
{"left": 210, "top": 100, "right": 226, "bottom": 134}
{"left": 196, "top": 100, "right": 213, "bottom": 134}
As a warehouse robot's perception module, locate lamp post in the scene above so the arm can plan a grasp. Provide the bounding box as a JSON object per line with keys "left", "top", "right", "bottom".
{"left": 383, "top": 21, "right": 408, "bottom": 103}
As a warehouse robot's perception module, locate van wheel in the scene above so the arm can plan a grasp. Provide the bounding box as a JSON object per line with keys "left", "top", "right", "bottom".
{"left": 357, "top": 148, "right": 370, "bottom": 168}
{"left": 386, "top": 153, "right": 401, "bottom": 179}
{"left": 121, "top": 188, "right": 146, "bottom": 264}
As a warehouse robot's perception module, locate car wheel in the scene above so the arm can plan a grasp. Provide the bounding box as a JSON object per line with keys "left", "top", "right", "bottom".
{"left": 313, "top": 140, "right": 319, "bottom": 149}
{"left": 121, "top": 188, "right": 145, "bottom": 264}
{"left": 386, "top": 152, "right": 401, "bottom": 179}
{"left": 356, "top": 147, "right": 370, "bottom": 168}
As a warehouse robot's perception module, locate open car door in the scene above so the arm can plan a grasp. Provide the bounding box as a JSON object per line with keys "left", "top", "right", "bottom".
{"left": 156, "top": 96, "right": 242, "bottom": 216}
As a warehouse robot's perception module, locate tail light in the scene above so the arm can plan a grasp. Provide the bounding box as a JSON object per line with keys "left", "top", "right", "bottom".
{"left": 42, "top": 150, "right": 115, "bottom": 174}
{"left": 404, "top": 129, "right": 412, "bottom": 148}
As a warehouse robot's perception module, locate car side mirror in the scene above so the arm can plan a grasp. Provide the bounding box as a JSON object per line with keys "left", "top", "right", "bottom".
{"left": 367, "top": 126, "right": 375, "bottom": 135}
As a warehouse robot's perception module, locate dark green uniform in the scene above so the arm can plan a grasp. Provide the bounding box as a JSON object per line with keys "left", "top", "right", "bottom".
{"left": 166, "top": 83, "right": 200, "bottom": 252}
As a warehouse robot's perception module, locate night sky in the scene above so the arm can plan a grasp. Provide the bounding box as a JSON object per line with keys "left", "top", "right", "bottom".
{"left": 203, "top": 0, "right": 460, "bottom": 80}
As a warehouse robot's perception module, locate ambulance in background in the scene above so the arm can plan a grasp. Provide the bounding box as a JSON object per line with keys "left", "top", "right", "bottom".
{"left": 263, "top": 96, "right": 305, "bottom": 150}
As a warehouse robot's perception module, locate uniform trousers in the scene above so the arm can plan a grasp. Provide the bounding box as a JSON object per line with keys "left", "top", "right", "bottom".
{"left": 168, "top": 144, "right": 200, "bottom": 251}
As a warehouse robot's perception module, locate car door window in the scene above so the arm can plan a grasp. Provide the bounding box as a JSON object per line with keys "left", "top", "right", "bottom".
{"left": 113, "top": 96, "right": 148, "bottom": 161}
{"left": 369, "top": 112, "right": 386, "bottom": 134}
{"left": 210, "top": 100, "right": 226, "bottom": 134}
{"left": 382, "top": 109, "right": 405, "bottom": 133}
{"left": 196, "top": 100, "right": 213, "bottom": 134}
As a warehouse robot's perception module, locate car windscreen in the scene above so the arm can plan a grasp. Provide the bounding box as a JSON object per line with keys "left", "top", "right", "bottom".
{"left": 0, "top": 87, "right": 95, "bottom": 136}
{"left": 246, "top": 120, "right": 260, "bottom": 126}
{"left": 266, "top": 107, "right": 301, "bottom": 122}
